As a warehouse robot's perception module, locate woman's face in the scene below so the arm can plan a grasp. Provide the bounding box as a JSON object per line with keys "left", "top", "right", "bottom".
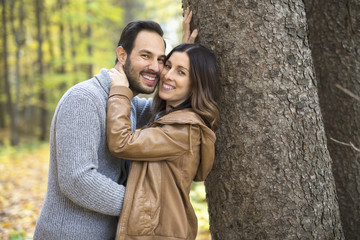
{"left": 159, "top": 51, "right": 191, "bottom": 110}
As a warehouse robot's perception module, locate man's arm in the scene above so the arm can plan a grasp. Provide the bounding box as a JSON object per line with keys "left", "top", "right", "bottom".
{"left": 55, "top": 93, "right": 125, "bottom": 216}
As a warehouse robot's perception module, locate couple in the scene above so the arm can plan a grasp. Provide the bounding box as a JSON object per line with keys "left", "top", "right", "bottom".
{"left": 34, "top": 8, "right": 220, "bottom": 240}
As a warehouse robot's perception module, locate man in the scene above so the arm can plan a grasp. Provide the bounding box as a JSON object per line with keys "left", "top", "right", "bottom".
{"left": 34, "top": 9, "right": 197, "bottom": 240}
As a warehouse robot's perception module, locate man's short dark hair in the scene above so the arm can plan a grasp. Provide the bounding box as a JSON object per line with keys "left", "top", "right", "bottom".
{"left": 115, "top": 20, "right": 164, "bottom": 64}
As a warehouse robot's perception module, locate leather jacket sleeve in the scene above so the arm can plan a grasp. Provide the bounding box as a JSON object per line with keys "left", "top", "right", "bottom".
{"left": 106, "top": 86, "right": 197, "bottom": 161}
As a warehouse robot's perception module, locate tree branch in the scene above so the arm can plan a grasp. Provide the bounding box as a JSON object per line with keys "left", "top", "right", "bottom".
{"left": 335, "top": 84, "right": 360, "bottom": 102}
{"left": 330, "top": 137, "right": 360, "bottom": 152}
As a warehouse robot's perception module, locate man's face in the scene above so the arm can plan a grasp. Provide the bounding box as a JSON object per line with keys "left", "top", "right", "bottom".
{"left": 124, "top": 30, "right": 166, "bottom": 95}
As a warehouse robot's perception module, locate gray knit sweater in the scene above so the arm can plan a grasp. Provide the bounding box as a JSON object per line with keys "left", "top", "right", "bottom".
{"left": 34, "top": 69, "right": 153, "bottom": 240}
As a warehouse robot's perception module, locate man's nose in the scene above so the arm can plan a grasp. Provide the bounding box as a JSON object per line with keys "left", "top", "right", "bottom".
{"left": 148, "top": 58, "right": 160, "bottom": 73}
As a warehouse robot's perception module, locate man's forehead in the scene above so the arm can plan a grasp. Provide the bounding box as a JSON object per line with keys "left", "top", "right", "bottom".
{"left": 132, "top": 30, "right": 165, "bottom": 56}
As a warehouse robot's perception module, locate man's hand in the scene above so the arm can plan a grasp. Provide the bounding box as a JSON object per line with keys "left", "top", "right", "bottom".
{"left": 109, "top": 63, "right": 129, "bottom": 88}
{"left": 182, "top": 7, "right": 198, "bottom": 43}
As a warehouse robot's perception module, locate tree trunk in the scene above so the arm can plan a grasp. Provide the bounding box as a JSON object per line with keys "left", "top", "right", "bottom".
{"left": 122, "top": 0, "right": 137, "bottom": 23}
{"left": 58, "top": 0, "right": 65, "bottom": 74}
{"left": 0, "top": 87, "right": 5, "bottom": 129}
{"left": 35, "top": 0, "right": 47, "bottom": 141}
{"left": 86, "top": 24, "right": 93, "bottom": 78}
{"left": 45, "top": 4, "right": 55, "bottom": 72}
{"left": 182, "top": 0, "right": 344, "bottom": 239}
{"left": 86, "top": 0, "right": 93, "bottom": 78}
{"left": 69, "top": 16, "right": 78, "bottom": 83}
{"left": 23, "top": 72, "right": 34, "bottom": 135}
{"left": 10, "top": 0, "right": 26, "bottom": 145}
{"left": 304, "top": 1, "right": 360, "bottom": 239}
{"left": 1, "top": 0, "right": 16, "bottom": 144}
{"left": 0, "top": 0, "right": 5, "bottom": 130}
{"left": 0, "top": 2, "right": 5, "bottom": 129}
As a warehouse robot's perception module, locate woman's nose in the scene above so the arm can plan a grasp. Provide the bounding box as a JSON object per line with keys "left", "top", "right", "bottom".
{"left": 164, "top": 68, "right": 174, "bottom": 80}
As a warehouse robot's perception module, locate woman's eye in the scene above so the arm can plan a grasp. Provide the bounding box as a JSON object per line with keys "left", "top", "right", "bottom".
{"left": 179, "top": 70, "right": 185, "bottom": 75}
{"left": 165, "top": 64, "right": 171, "bottom": 69}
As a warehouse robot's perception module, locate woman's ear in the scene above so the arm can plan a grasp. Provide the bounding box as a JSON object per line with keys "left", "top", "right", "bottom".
{"left": 116, "top": 46, "right": 127, "bottom": 65}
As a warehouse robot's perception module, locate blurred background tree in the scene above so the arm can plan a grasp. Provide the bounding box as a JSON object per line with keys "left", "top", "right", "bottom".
{"left": 0, "top": 0, "right": 183, "bottom": 145}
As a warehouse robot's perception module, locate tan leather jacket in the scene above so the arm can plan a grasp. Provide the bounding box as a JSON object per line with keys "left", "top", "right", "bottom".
{"left": 106, "top": 86, "right": 216, "bottom": 240}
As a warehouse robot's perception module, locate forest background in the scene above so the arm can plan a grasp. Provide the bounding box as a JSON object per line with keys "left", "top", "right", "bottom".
{"left": 0, "top": 0, "right": 211, "bottom": 239}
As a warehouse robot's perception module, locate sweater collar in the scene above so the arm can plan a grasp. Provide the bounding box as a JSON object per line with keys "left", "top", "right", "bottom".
{"left": 95, "top": 68, "right": 112, "bottom": 94}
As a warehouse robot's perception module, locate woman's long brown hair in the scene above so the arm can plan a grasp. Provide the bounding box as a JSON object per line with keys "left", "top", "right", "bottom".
{"left": 151, "top": 43, "right": 220, "bottom": 131}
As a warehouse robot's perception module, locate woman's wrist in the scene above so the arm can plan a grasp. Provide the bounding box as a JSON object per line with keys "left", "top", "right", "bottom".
{"left": 109, "top": 86, "right": 134, "bottom": 100}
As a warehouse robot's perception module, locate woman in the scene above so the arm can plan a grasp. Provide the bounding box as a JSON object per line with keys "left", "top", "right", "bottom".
{"left": 107, "top": 43, "right": 220, "bottom": 240}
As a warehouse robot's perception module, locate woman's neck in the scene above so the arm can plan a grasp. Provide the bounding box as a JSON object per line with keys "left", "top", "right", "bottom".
{"left": 165, "top": 99, "right": 191, "bottom": 113}
{"left": 165, "top": 104, "right": 175, "bottom": 113}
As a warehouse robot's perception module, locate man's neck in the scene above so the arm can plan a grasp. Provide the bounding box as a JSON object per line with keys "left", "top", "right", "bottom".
{"left": 130, "top": 89, "right": 138, "bottom": 97}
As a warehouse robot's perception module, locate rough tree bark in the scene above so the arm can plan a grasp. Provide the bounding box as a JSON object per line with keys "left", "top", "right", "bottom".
{"left": 182, "top": 1, "right": 344, "bottom": 239}
{"left": 304, "top": 1, "right": 360, "bottom": 239}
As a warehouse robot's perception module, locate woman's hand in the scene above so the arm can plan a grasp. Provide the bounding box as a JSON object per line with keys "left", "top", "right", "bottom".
{"left": 109, "top": 63, "right": 129, "bottom": 88}
{"left": 182, "top": 7, "right": 198, "bottom": 43}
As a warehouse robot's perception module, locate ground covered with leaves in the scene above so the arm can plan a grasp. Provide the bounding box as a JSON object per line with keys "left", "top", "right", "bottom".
{"left": 0, "top": 143, "right": 49, "bottom": 239}
{"left": 0, "top": 143, "right": 210, "bottom": 240}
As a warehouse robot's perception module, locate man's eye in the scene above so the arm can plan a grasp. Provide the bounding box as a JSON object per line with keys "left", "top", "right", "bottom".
{"left": 142, "top": 55, "right": 150, "bottom": 59}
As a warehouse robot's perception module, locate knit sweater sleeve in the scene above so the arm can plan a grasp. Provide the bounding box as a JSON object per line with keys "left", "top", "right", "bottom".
{"left": 55, "top": 92, "right": 125, "bottom": 216}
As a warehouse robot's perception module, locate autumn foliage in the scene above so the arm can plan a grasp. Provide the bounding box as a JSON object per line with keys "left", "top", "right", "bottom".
{"left": 0, "top": 143, "right": 49, "bottom": 239}
{"left": 0, "top": 143, "right": 210, "bottom": 240}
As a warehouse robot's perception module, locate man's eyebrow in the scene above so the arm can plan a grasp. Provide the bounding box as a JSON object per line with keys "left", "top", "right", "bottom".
{"left": 138, "top": 49, "right": 152, "bottom": 54}
{"left": 139, "top": 49, "right": 166, "bottom": 59}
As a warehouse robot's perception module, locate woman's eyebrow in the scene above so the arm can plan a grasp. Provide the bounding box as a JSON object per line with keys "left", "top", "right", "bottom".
{"left": 178, "top": 65, "right": 189, "bottom": 72}
{"left": 166, "top": 60, "right": 189, "bottom": 72}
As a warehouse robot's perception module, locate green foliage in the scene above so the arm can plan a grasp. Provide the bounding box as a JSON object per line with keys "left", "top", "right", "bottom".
{"left": 8, "top": 231, "right": 31, "bottom": 240}
{"left": 0, "top": 140, "right": 44, "bottom": 161}
{"left": 190, "top": 182, "right": 210, "bottom": 232}
{"left": 139, "top": 0, "right": 183, "bottom": 49}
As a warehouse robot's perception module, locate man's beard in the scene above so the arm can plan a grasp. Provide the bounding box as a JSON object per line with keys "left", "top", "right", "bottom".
{"left": 123, "top": 57, "right": 159, "bottom": 94}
